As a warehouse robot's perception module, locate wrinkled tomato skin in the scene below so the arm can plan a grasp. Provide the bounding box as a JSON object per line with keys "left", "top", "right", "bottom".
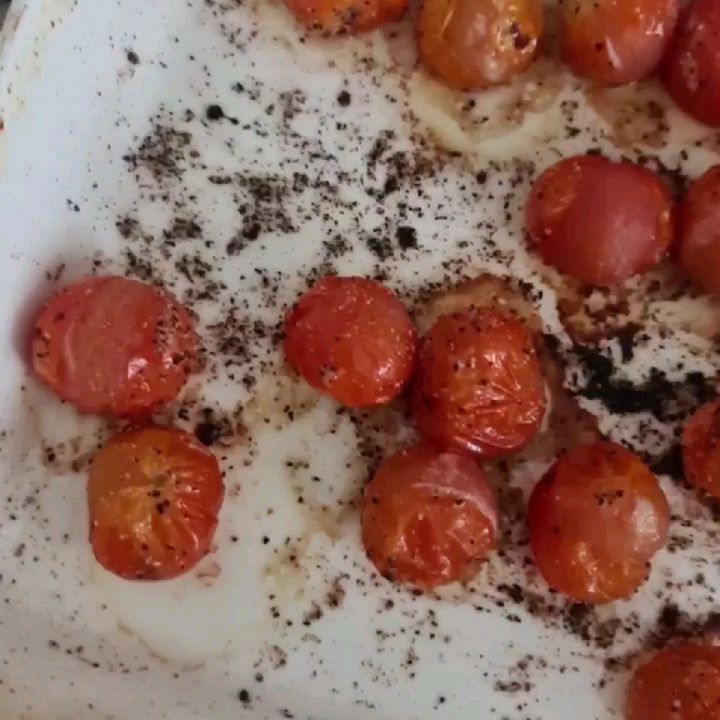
{"left": 560, "top": 0, "right": 678, "bottom": 86}
{"left": 679, "top": 166, "right": 720, "bottom": 296}
{"left": 662, "top": 0, "right": 720, "bottom": 127}
{"left": 528, "top": 442, "right": 669, "bottom": 604}
{"left": 88, "top": 427, "right": 224, "bottom": 581}
{"left": 526, "top": 155, "right": 674, "bottom": 286}
{"left": 683, "top": 398, "right": 720, "bottom": 499}
{"left": 283, "top": 0, "right": 408, "bottom": 34}
{"left": 32, "top": 276, "right": 198, "bottom": 417}
{"left": 362, "top": 443, "right": 498, "bottom": 589}
{"left": 627, "top": 644, "right": 720, "bottom": 720}
{"left": 418, "top": 0, "right": 543, "bottom": 90}
{"left": 411, "top": 309, "right": 546, "bottom": 459}
{"left": 284, "top": 276, "right": 416, "bottom": 408}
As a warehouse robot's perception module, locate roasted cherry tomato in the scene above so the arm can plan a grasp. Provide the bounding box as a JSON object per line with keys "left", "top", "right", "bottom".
{"left": 362, "top": 443, "right": 498, "bottom": 589}
{"left": 88, "top": 427, "right": 224, "bottom": 581}
{"left": 411, "top": 309, "right": 546, "bottom": 458}
{"left": 679, "top": 166, "right": 720, "bottom": 296}
{"left": 560, "top": 0, "right": 678, "bottom": 86}
{"left": 32, "top": 276, "right": 197, "bottom": 417}
{"left": 528, "top": 442, "right": 669, "bottom": 604}
{"left": 662, "top": 0, "right": 720, "bottom": 127}
{"left": 284, "top": 276, "right": 416, "bottom": 408}
{"left": 627, "top": 643, "right": 720, "bottom": 720}
{"left": 283, "top": 0, "right": 408, "bottom": 34}
{"left": 418, "top": 0, "right": 543, "bottom": 90}
{"left": 526, "top": 155, "right": 674, "bottom": 286}
{"left": 683, "top": 398, "right": 720, "bottom": 499}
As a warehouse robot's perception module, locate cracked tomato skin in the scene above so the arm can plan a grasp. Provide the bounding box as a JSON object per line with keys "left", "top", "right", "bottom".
{"left": 560, "top": 0, "right": 678, "bottom": 86}
{"left": 526, "top": 155, "right": 674, "bottom": 286}
{"left": 284, "top": 276, "right": 416, "bottom": 408}
{"left": 411, "top": 309, "right": 546, "bottom": 458}
{"left": 88, "top": 427, "right": 224, "bottom": 581}
{"left": 362, "top": 443, "right": 498, "bottom": 589}
{"left": 679, "top": 166, "right": 720, "bottom": 296}
{"left": 283, "top": 0, "right": 408, "bottom": 34}
{"left": 418, "top": 0, "right": 543, "bottom": 90}
{"left": 528, "top": 442, "right": 669, "bottom": 604}
{"left": 31, "top": 276, "right": 198, "bottom": 417}
{"left": 627, "top": 643, "right": 720, "bottom": 720}
{"left": 683, "top": 398, "right": 720, "bottom": 500}
{"left": 662, "top": 0, "right": 720, "bottom": 127}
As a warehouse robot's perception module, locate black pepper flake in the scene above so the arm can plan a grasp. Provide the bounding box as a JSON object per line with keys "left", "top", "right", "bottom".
{"left": 238, "top": 689, "right": 251, "bottom": 704}
{"left": 195, "top": 422, "right": 221, "bottom": 446}
{"left": 396, "top": 226, "right": 418, "bottom": 250}
{"left": 206, "top": 104, "right": 225, "bottom": 121}
{"left": 336, "top": 90, "right": 351, "bottom": 107}
{"left": 126, "top": 49, "right": 140, "bottom": 65}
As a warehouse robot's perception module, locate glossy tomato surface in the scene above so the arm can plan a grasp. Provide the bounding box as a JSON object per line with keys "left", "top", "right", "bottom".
{"left": 411, "top": 309, "right": 546, "bottom": 458}
{"left": 284, "top": 276, "right": 416, "bottom": 408}
{"left": 32, "top": 276, "right": 197, "bottom": 417}
{"left": 528, "top": 442, "right": 669, "bottom": 604}
{"left": 662, "top": 0, "right": 720, "bottom": 127}
{"left": 418, "top": 0, "right": 543, "bottom": 90}
{"left": 362, "top": 443, "right": 498, "bottom": 589}
{"left": 560, "top": 0, "right": 678, "bottom": 86}
{"left": 679, "top": 166, "right": 720, "bottom": 296}
{"left": 88, "top": 427, "right": 224, "bottom": 581}
{"left": 283, "top": 0, "right": 408, "bottom": 34}
{"left": 627, "top": 643, "right": 720, "bottom": 720}
{"left": 526, "top": 155, "right": 674, "bottom": 286}
{"left": 683, "top": 398, "right": 720, "bottom": 499}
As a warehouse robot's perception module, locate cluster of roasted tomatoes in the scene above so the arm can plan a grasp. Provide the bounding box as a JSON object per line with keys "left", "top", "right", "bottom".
{"left": 282, "top": 0, "right": 720, "bottom": 129}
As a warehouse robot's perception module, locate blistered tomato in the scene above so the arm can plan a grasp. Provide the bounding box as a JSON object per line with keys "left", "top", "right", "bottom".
{"left": 683, "top": 398, "right": 720, "bottom": 499}
{"left": 283, "top": 0, "right": 408, "bottom": 34}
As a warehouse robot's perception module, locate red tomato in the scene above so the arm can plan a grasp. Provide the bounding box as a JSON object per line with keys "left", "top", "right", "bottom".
{"left": 32, "top": 276, "right": 197, "bottom": 417}
{"left": 528, "top": 442, "right": 669, "bottom": 604}
{"left": 362, "top": 443, "right": 498, "bottom": 589}
{"left": 283, "top": 0, "right": 408, "bottom": 33}
{"left": 418, "top": 0, "right": 543, "bottom": 90}
{"left": 679, "top": 166, "right": 720, "bottom": 296}
{"left": 284, "top": 276, "right": 416, "bottom": 408}
{"left": 662, "top": 0, "right": 720, "bottom": 127}
{"left": 560, "top": 0, "right": 678, "bottom": 86}
{"left": 526, "top": 155, "right": 674, "bottom": 286}
{"left": 411, "top": 309, "right": 546, "bottom": 458}
{"left": 88, "top": 427, "right": 224, "bottom": 581}
{"left": 683, "top": 398, "right": 720, "bottom": 499}
{"left": 627, "top": 643, "right": 720, "bottom": 720}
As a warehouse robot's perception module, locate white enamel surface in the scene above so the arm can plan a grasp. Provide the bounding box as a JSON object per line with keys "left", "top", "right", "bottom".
{"left": 0, "top": 1, "right": 719, "bottom": 719}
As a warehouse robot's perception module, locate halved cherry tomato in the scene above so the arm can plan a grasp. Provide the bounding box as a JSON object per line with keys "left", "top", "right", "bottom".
{"left": 679, "top": 166, "right": 720, "bottom": 296}
{"left": 662, "top": 0, "right": 720, "bottom": 127}
{"left": 88, "top": 427, "right": 224, "bottom": 581}
{"left": 32, "top": 276, "right": 197, "bottom": 417}
{"left": 683, "top": 398, "right": 720, "bottom": 499}
{"left": 283, "top": 0, "right": 408, "bottom": 34}
{"left": 284, "top": 276, "right": 416, "bottom": 408}
{"left": 528, "top": 441, "right": 669, "bottom": 604}
{"left": 526, "top": 155, "right": 674, "bottom": 286}
{"left": 418, "top": 0, "right": 543, "bottom": 90}
{"left": 411, "top": 309, "right": 546, "bottom": 458}
{"left": 560, "top": 0, "right": 678, "bottom": 86}
{"left": 362, "top": 443, "right": 498, "bottom": 589}
{"left": 627, "top": 643, "right": 720, "bottom": 720}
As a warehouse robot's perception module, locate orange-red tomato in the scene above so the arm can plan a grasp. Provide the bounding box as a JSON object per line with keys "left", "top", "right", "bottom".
{"left": 32, "top": 276, "right": 197, "bottom": 417}
{"left": 662, "top": 0, "right": 720, "bottom": 127}
{"left": 88, "top": 427, "right": 224, "bottom": 581}
{"left": 362, "top": 443, "right": 498, "bottom": 589}
{"left": 526, "top": 155, "right": 674, "bottom": 286}
{"left": 411, "top": 309, "right": 546, "bottom": 458}
{"left": 683, "top": 398, "right": 720, "bottom": 499}
{"left": 418, "top": 0, "right": 543, "bottom": 91}
{"left": 528, "top": 442, "right": 669, "bottom": 604}
{"left": 679, "top": 166, "right": 720, "bottom": 296}
{"left": 284, "top": 276, "right": 416, "bottom": 408}
{"left": 627, "top": 643, "right": 720, "bottom": 720}
{"left": 560, "top": 0, "right": 678, "bottom": 86}
{"left": 283, "top": 0, "right": 408, "bottom": 34}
